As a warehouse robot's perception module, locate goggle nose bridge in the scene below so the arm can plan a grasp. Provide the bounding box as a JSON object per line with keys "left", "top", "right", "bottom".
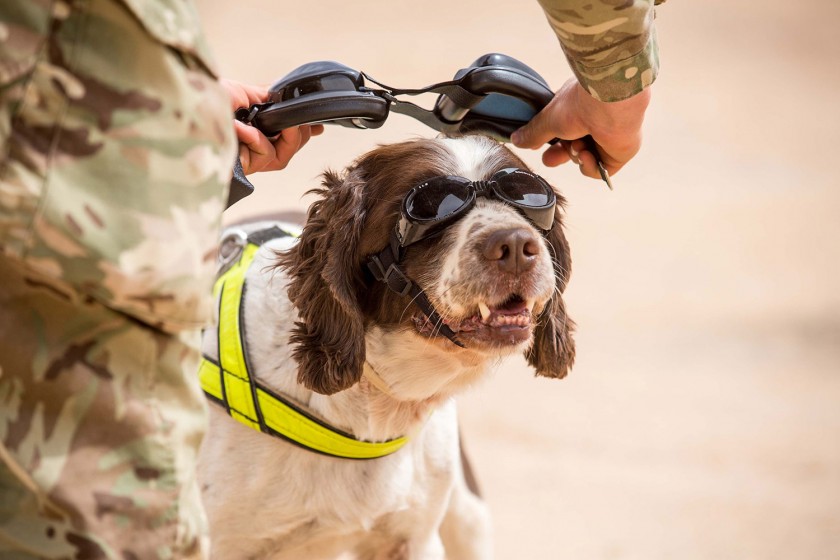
{"left": 470, "top": 180, "right": 495, "bottom": 198}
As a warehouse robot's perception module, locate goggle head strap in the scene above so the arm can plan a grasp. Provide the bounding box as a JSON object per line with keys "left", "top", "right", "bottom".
{"left": 365, "top": 232, "right": 465, "bottom": 348}
{"left": 361, "top": 72, "right": 484, "bottom": 135}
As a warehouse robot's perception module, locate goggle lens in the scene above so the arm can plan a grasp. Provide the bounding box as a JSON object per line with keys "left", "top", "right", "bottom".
{"left": 495, "top": 171, "right": 553, "bottom": 208}
{"left": 471, "top": 93, "right": 537, "bottom": 123}
{"left": 405, "top": 178, "right": 471, "bottom": 221}
{"left": 285, "top": 74, "right": 358, "bottom": 101}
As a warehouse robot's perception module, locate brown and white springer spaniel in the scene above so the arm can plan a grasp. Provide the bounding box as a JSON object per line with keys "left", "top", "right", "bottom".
{"left": 197, "top": 135, "right": 575, "bottom": 559}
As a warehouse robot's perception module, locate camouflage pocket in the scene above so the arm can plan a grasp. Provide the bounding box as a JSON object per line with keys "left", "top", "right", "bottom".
{"left": 0, "top": 0, "right": 236, "bottom": 333}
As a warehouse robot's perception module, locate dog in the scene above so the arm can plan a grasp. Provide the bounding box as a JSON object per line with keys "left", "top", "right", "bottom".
{"left": 197, "top": 135, "right": 575, "bottom": 559}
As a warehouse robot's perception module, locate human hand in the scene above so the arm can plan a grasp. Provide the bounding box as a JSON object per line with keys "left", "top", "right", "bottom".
{"left": 222, "top": 79, "right": 324, "bottom": 175}
{"left": 511, "top": 78, "right": 651, "bottom": 181}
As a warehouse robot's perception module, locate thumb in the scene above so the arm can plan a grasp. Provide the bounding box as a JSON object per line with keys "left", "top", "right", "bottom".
{"left": 511, "top": 104, "right": 557, "bottom": 149}
{"left": 513, "top": 80, "right": 592, "bottom": 148}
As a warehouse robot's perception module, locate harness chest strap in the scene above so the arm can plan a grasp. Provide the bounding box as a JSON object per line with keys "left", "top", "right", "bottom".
{"left": 199, "top": 227, "right": 408, "bottom": 460}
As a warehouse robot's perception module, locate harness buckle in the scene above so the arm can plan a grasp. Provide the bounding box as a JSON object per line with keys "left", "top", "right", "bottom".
{"left": 218, "top": 228, "right": 248, "bottom": 274}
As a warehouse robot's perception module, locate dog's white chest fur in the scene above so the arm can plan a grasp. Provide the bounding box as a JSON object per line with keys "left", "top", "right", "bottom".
{"left": 200, "top": 386, "right": 460, "bottom": 560}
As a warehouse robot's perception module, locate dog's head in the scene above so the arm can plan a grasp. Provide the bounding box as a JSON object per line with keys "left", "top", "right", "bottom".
{"left": 279, "top": 136, "right": 575, "bottom": 395}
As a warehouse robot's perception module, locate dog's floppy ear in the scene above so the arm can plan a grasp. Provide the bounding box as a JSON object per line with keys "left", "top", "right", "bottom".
{"left": 278, "top": 169, "right": 367, "bottom": 395}
{"left": 526, "top": 202, "right": 576, "bottom": 379}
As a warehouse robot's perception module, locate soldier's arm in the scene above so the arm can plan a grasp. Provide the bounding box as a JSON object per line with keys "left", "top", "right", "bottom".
{"left": 512, "top": 0, "right": 665, "bottom": 179}
{"left": 536, "top": 0, "right": 663, "bottom": 102}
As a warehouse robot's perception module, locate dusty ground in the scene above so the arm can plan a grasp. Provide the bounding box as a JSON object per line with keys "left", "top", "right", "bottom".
{"left": 196, "top": 0, "right": 840, "bottom": 558}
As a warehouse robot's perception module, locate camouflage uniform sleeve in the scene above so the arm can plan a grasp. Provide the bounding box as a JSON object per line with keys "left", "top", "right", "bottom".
{"left": 536, "top": 0, "right": 666, "bottom": 102}
{"left": 0, "top": 0, "right": 236, "bottom": 558}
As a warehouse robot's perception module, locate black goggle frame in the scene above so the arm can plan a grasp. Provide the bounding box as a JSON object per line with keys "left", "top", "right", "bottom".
{"left": 235, "top": 54, "right": 553, "bottom": 143}
{"left": 396, "top": 168, "right": 556, "bottom": 248}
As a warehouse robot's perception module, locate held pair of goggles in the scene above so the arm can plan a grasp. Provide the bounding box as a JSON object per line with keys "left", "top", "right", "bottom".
{"left": 366, "top": 168, "right": 557, "bottom": 347}
{"left": 227, "top": 53, "right": 611, "bottom": 206}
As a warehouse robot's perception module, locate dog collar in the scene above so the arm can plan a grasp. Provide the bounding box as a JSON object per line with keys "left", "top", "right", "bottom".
{"left": 199, "top": 226, "right": 409, "bottom": 460}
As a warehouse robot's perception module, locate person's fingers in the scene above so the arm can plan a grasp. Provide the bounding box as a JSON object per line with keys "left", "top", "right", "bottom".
{"left": 576, "top": 149, "right": 602, "bottom": 180}
{"left": 512, "top": 79, "right": 592, "bottom": 149}
{"left": 598, "top": 149, "right": 627, "bottom": 177}
{"left": 241, "top": 83, "right": 269, "bottom": 105}
{"left": 541, "top": 143, "right": 572, "bottom": 167}
{"left": 272, "top": 125, "right": 322, "bottom": 168}
{"left": 568, "top": 138, "right": 586, "bottom": 164}
{"left": 233, "top": 119, "right": 260, "bottom": 147}
{"left": 234, "top": 83, "right": 268, "bottom": 106}
{"left": 310, "top": 124, "right": 325, "bottom": 137}
{"left": 511, "top": 104, "right": 559, "bottom": 149}
{"left": 298, "top": 126, "right": 313, "bottom": 150}
{"left": 235, "top": 123, "right": 325, "bottom": 174}
{"left": 234, "top": 120, "right": 271, "bottom": 173}
{"left": 295, "top": 125, "right": 324, "bottom": 152}
{"left": 238, "top": 144, "right": 252, "bottom": 173}
{"left": 222, "top": 79, "right": 269, "bottom": 110}
{"left": 589, "top": 132, "right": 641, "bottom": 176}
{"left": 235, "top": 120, "right": 291, "bottom": 174}
{"left": 257, "top": 126, "right": 305, "bottom": 173}
{"left": 564, "top": 138, "right": 601, "bottom": 180}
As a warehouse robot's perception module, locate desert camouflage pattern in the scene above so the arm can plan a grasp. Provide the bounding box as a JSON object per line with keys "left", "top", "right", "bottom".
{"left": 0, "top": 0, "right": 236, "bottom": 557}
{"left": 538, "top": 0, "right": 667, "bottom": 102}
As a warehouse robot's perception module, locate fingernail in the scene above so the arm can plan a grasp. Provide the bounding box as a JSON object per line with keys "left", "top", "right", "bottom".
{"left": 570, "top": 146, "right": 579, "bottom": 157}
{"left": 510, "top": 131, "right": 522, "bottom": 144}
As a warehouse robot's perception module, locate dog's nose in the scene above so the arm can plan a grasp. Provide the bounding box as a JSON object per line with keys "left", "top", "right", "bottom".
{"left": 482, "top": 228, "right": 540, "bottom": 274}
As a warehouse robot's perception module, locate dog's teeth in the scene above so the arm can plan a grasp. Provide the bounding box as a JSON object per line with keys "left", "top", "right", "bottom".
{"left": 478, "top": 302, "right": 492, "bottom": 321}
{"left": 526, "top": 299, "right": 535, "bottom": 313}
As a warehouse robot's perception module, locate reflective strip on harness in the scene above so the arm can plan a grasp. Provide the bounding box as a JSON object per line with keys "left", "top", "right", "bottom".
{"left": 200, "top": 231, "right": 408, "bottom": 460}
{"left": 200, "top": 359, "right": 408, "bottom": 459}
{"left": 217, "top": 243, "right": 259, "bottom": 424}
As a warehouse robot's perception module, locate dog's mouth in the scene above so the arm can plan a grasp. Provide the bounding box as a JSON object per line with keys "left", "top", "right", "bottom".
{"left": 413, "top": 294, "right": 537, "bottom": 346}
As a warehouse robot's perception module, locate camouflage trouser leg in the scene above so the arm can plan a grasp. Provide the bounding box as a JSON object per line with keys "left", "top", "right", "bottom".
{"left": 0, "top": 0, "right": 235, "bottom": 558}
{"left": 0, "top": 259, "right": 210, "bottom": 559}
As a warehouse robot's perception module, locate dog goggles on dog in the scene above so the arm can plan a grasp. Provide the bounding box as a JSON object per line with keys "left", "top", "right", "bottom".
{"left": 227, "top": 53, "right": 610, "bottom": 207}
{"left": 397, "top": 168, "right": 556, "bottom": 247}
{"left": 366, "top": 167, "right": 555, "bottom": 348}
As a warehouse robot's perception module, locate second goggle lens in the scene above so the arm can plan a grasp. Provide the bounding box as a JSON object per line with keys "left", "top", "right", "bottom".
{"left": 494, "top": 170, "right": 554, "bottom": 208}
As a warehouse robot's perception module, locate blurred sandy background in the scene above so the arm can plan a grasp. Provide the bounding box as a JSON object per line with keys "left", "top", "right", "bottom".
{"left": 195, "top": 1, "right": 840, "bottom": 558}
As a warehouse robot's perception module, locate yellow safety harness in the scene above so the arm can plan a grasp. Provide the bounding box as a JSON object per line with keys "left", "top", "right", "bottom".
{"left": 199, "top": 227, "right": 408, "bottom": 460}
